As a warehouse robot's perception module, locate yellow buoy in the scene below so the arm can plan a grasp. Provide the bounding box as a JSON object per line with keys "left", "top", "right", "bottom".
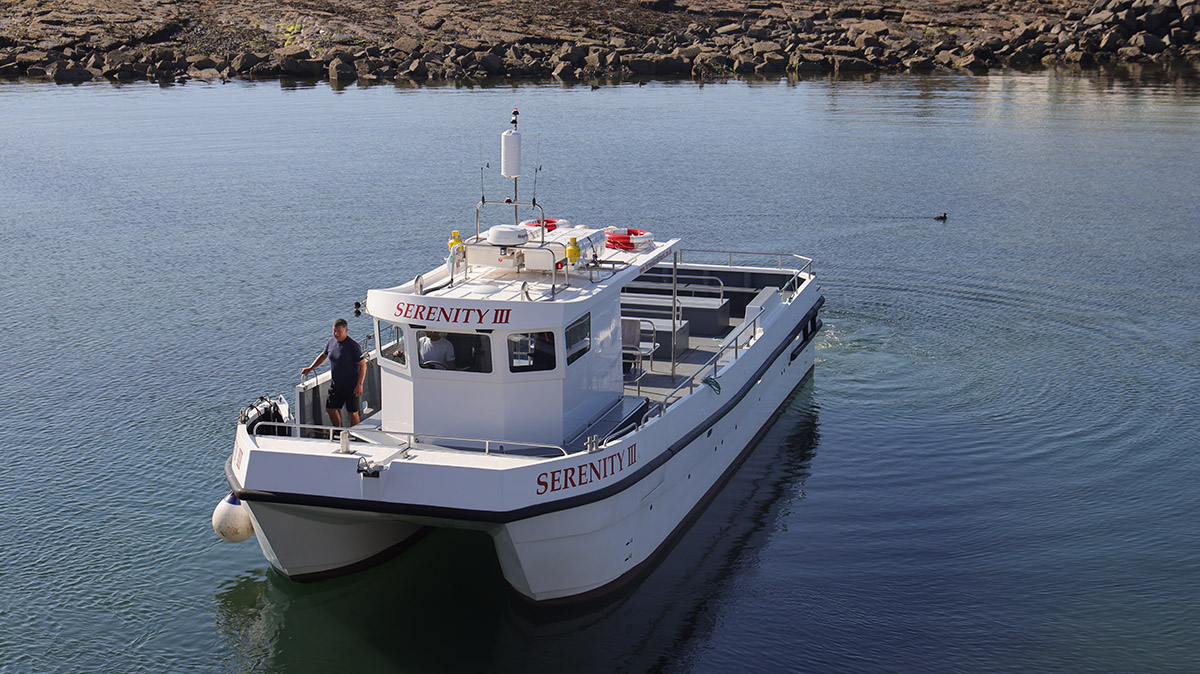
{"left": 448, "top": 230, "right": 463, "bottom": 251}
{"left": 566, "top": 236, "right": 581, "bottom": 264}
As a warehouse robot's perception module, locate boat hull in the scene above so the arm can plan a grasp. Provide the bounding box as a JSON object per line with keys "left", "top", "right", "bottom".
{"left": 243, "top": 500, "right": 427, "bottom": 581}
{"left": 228, "top": 297, "right": 819, "bottom": 599}
{"left": 494, "top": 325, "right": 817, "bottom": 602}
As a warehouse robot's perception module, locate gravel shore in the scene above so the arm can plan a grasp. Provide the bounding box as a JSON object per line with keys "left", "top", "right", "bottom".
{"left": 1, "top": 0, "right": 1197, "bottom": 84}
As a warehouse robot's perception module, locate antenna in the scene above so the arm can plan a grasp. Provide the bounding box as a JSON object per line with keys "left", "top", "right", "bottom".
{"left": 501, "top": 108, "right": 521, "bottom": 226}
{"left": 478, "top": 137, "right": 489, "bottom": 204}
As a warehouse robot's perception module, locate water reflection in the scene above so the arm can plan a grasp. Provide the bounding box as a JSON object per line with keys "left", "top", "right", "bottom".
{"left": 212, "top": 382, "right": 820, "bottom": 673}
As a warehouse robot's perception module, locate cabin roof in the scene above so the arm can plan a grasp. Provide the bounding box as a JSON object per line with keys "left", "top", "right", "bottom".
{"left": 366, "top": 227, "right": 679, "bottom": 318}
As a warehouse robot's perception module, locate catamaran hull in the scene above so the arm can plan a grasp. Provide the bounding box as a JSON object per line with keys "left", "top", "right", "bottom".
{"left": 243, "top": 501, "right": 427, "bottom": 581}
{"left": 231, "top": 310, "right": 817, "bottom": 600}
{"left": 494, "top": 323, "right": 817, "bottom": 602}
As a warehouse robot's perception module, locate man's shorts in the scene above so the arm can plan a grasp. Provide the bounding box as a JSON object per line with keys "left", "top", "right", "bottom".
{"left": 326, "top": 386, "right": 360, "bottom": 414}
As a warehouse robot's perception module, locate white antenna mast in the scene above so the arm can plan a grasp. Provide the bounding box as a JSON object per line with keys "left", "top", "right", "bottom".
{"left": 501, "top": 108, "right": 521, "bottom": 226}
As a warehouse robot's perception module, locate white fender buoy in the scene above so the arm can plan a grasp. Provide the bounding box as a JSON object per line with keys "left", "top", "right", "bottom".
{"left": 212, "top": 492, "right": 254, "bottom": 543}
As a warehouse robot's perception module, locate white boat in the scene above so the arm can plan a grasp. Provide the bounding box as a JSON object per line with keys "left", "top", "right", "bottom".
{"left": 216, "top": 111, "right": 825, "bottom": 603}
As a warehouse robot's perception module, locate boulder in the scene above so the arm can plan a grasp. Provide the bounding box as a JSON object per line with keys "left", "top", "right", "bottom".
{"left": 858, "top": 19, "right": 891, "bottom": 35}
{"left": 626, "top": 57, "right": 656, "bottom": 75}
{"left": 903, "top": 56, "right": 935, "bottom": 72}
{"left": 329, "top": 58, "right": 357, "bottom": 81}
{"left": 551, "top": 62, "right": 576, "bottom": 79}
{"left": 1099, "top": 30, "right": 1127, "bottom": 50}
{"left": 475, "top": 51, "right": 502, "bottom": 74}
{"left": 16, "top": 50, "right": 50, "bottom": 66}
{"left": 404, "top": 58, "right": 428, "bottom": 79}
{"left": 790, "top": 53, "right": 829, "bottom": 72}
{"left": 231, "top": 52, "right": 262, "bottom": 72}
{"left": 833, "top": 55, "right": 876, "bottom": 72}
{"left": 273, "top": 45, "right": 311, "bottom": 61}
{"left": 695, "top": 52, "right": 731, "bottom": 69}
{"left": 279, "top": 57, "right": 323, "bottom": 77}
{"left": 1084, "top": 10, "right": 1116, "bottom": 26}
{"left": 391, "top": 37, "right": 420, "bottom": 56}
{"left": 1130, "top": 31, "right": 1167, "bottom": 52}
{"left": 186, "top": 55, "right": 217, "bottom": 70}
{"left": 650, "top": 54, "right": 689, "bottom": 74}
{"left": 48, "top": 63, "right": 93, "bottom": 82}
{"left": 954, "top": 53, "right": 989, "bottom": 71}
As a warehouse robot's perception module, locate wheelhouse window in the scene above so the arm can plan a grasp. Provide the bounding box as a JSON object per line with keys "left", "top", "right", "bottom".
{"left": 565, "top": 313, "right": 591, "bottom": 365}
{"left": 379, "top": 321, "right": 407, "bottom": 366}
{"left": 417, "top": 330, "right": 492, "bottom": 373}
{"left": 508, "top": 331, "right": 556, "bottom": 373}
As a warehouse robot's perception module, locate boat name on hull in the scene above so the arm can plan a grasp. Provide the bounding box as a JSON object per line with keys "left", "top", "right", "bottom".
{"left": 536, "top": 444, "right": 637, "bottom": 495}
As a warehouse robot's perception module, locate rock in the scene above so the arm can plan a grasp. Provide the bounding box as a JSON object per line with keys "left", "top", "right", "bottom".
{"left": 903, "top": 55, "right": 935, "bottom": 71}
{"left": 186, "top": 55, "right": 217, "bottom": 70}
{"left": 48, "top": 62, "right": 92, "bottom": 82}
{"left": 274, "top": 45, "right": 311, "bottom": 61}
{"left": 405, "top": 58, "right": 428, "bottom": 79}
{"left": 1099, "top": 30, "right": 1127, "bottom": 50}
{"left": 954, "top": 53, "right": 989, "bottom": 71}
{"left": 751, "top": 40, "right": 782, "bottom": 54}
{"left": 329, "top": 58, "right": 357, "bottom": 81}
{"left": 231, "top": 52, "right": 262, "bottom": 72}
{"left": 716, "top": 23, "right": 743, "bottom": 35}
{"left": 855, "top": 33, "right": 881, "bottom": 49}
{"left": 858, "top": 19, "right": 891, "bottom": 35}
{"left": 16, "top": 50, "right": 49, "bottom": 65}
{"left": 391, "top": 37, "right": 420, "bottom": 55}
{"left": 475, "top": 51, "right": 502, "bottom": 74}
{"left": 790, "top": 53, "right": 829, "bottom": 72}
{"left": 833, "top": 55, "right": 876, "bottom": 72}
{"left": 280, "top": 56, "right": 322, "bottom": 77}
{"left": 651, "top": 54, "right": 689, "bottom": 74}
{"left": 756, "top": 54, "right": 788, "bottom": 72}
{"left": 248, "top": 61, "right": 280, "bottom": 78}
{"left": 1085, "top": 10, "right": 1116, "bottom": 26}
{"left": 1064, "top": 50, "right": 1096, "bottom": 65}
{"left": 551, "top": 61, "right": 576, "bottom": 79}
{"left": 695, "top": 52, "right": 731, "bottom": 69}
{"left": 626, "top": 57, "right": 656, "bottom": 75}
{"left": 1130, "top": 31, "right": 1167, "bottom": 52}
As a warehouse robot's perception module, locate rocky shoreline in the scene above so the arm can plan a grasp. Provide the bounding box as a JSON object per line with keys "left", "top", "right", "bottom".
{"left": 1, "top": 0, "right": 1198, "bottom": 85}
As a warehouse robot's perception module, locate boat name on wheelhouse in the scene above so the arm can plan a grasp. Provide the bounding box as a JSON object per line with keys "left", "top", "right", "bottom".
{"left": 393, "top": 302, "right": 513, "bottom": 325}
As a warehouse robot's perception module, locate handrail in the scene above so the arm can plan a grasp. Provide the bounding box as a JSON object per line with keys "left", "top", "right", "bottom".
{"left": 253, "top": 420, "right": 351, "bottom": 441}
{"left": 251, "top": 421, "right": 568, "bottom": 457}
{"left": 678, "top": 249, "right": 813, "bottom": 276}
{"left": 625, "top": 273, "right": 725, "bottom": 301}
{"left": 621, "top": 345, "right": 649, "bottom": 396}
{"left": 658, "top": 305, "right": 766, "bottom": 410}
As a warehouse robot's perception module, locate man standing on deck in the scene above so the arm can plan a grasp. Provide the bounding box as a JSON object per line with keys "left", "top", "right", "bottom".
{"left": 301, "top": 318, "right": 366, "bottom": 427}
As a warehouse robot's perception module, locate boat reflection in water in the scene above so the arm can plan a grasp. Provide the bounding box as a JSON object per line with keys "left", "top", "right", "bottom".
{"left": 212, "top": 382, "right": 820, "bottom": 673}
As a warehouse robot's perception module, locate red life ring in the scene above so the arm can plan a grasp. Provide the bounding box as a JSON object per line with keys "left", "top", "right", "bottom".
{"left": 520, "top": 218, "right": 571, "bottom": 232}
{"left": 606, "top": 228, "right": 654, "bottom": 251}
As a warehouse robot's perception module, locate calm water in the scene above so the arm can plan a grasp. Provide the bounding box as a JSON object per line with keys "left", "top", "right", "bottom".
{"left": 2, "top": 71, "right": 1199, "bottom": 673}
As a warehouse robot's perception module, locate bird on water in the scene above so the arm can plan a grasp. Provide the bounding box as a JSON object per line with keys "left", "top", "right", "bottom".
{"left": 934, "top": 213, "right": 947, "bottom": 221}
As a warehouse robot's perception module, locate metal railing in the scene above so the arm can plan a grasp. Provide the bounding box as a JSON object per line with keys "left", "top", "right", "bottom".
{"left": 251, "top": 420, "right": 568, "bottom": 457}
{"left": 625, "top": 273, "right": 726, "bottom": 301}
{"left": 676, "top": 249, "right": 813, "bottom": 302}
{"left": 658, "top": 305, "right": 767, "bottom": 410}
